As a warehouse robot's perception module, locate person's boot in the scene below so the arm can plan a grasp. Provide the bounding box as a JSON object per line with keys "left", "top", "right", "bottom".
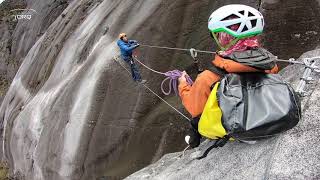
{"left": 138, "top": 79, "right": 147, "bottom": 84}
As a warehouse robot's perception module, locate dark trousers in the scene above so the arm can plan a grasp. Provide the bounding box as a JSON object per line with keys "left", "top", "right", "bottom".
{"left": 123, "top": 56, "right": 142, "bottom": 82}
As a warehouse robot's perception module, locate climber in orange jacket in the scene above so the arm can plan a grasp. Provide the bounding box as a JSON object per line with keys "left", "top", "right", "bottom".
{"left": 179, "top": 4, "right": 279, "bottom": 148}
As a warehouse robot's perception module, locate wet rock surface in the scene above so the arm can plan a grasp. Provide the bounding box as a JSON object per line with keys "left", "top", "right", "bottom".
{"left": 0, "top": 0, "right": 319, "bottom": 179}
{"left": 0, "top": 0, "right": 69, "bottom": 102}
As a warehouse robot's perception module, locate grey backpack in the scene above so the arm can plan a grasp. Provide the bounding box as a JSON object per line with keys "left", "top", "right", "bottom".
{"left": 217, "top": 72, "right": 301, "bottom": 141}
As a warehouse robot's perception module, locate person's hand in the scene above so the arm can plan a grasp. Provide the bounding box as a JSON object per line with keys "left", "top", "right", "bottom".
{"left": 134, "top": 44, "right": 140, "bottom": 48}
{"left": 178, "top": 71, "right": 188, "bottom": 84}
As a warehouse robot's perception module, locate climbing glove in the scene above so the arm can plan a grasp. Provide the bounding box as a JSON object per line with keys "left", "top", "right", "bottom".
{"left": 185, "top": 126, "right": 201, "bottom": 148}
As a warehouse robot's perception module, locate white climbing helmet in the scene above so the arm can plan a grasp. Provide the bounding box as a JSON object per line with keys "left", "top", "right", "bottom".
{"left": 208, "top": 4, "right": 264, "bottom": 38}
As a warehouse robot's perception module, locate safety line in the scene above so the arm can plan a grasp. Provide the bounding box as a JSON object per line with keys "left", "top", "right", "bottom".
{"left": 133, "top": 56, "right": 166, "bottom": 75}
{"left": 139, "top": 44, "right": 320, "bottom": 97}
{"left": 275, "top": 59, "right": 303, "bottom": 64}
{"left": 141, "top": 43, "right": 320, "bottom": 67}
{"left": 141, "top": 83, "right": 191, "bottom": 122}
{"left": 113, "top": 57, "right": 192, "bottom": 122}
{"left": 140, "top": 44, "right": 217, "bottom": 54}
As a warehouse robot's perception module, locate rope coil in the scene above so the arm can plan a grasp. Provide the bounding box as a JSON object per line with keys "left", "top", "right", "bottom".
{"left": 162, "top": 70, "right": 193, "bottom": 95}
{"left": 133, "top": 57, "right": 193, "bottom": 96}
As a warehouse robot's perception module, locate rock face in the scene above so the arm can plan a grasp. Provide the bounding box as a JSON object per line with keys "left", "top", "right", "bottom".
{"left": 0, "top": 0, "right": 319, "bottom": 179}
{"left": 126, "top": 49, "right": 320, "bottom": 180}
{"left": 0, "top": 0, "right": 69, "bottom": 102}
{"left": 0, "top": 0, "right": 26, "bottom": 102}
{"left": 260, "top": 0, "right": 320, "bottom": 60}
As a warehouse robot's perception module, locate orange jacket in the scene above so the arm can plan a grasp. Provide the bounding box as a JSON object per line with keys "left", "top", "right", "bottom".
{"left": 178, "top": 55, "right": 279, "bottom": 118}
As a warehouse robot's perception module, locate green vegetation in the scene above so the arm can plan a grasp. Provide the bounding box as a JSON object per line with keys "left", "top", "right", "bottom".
{"left": 0, "top": 162, "right": 9, "bottom": 180}
{"left": 0, "top": 77, "right": 9, "bottom": 97}
{"left": 0, "top": 0, "right": 27, "bottom": 18}
{"left": 0, "top": 0, "right": 27, "bottom": 33}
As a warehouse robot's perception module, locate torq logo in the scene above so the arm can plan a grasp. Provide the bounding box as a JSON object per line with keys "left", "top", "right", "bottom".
{"left": 9, "top": 9, "right": 37, "bottom": 21}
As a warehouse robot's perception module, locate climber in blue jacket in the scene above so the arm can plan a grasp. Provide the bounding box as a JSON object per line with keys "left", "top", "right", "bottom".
{"left": 117, "top": 33, "right": 146, "bottom": 83}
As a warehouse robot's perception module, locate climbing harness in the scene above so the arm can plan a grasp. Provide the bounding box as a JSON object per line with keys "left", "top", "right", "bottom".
{"left": 189, "top": 48, "right": 198, "bottom": 59}
{"left": 189, "top": 48, "right": 204, "bottom": 73}
{"left": 113, "top": 56, "right": 191, "bottom": 122}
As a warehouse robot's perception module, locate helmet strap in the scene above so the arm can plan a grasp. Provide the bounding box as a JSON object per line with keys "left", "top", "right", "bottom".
{"left": 211, "top": 32, "right": 240, "bottom": 51}
{"left": 224, "top": 37, "right": 240, "bottom": 50}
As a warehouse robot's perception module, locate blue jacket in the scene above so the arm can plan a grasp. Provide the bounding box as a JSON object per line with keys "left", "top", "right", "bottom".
{"left": 117, "top": 39, "right": 138, "bottom": 60}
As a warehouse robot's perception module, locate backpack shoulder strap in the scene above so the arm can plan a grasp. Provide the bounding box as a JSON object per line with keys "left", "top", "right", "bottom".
{"left": 207, "top": 65, "right": 228, "bottom": 90}
{"left": 207, "top": 65, "right": 228, "bottom": 77}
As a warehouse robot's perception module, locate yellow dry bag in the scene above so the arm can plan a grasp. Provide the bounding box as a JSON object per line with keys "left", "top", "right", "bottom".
{"left": 198, "top": 82, "right": 227, "bottom": 139}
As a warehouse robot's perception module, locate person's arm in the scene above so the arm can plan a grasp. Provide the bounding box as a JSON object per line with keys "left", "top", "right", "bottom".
{"left": 118, "top": 41, "right": 139, "bottom": 52}
{"left": 265, "top": 64, "right": 279, "bottom": 74}
{"left": 178, "top": 70, "right": 220, "bottom": 117}
{"left": 129, "top": 40, "right": 138, "bottom": 44}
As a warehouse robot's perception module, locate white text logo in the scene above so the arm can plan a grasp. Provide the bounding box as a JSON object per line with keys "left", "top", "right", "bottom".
{"left": 10, "top": 9, "right": 37, "bottom": 21}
